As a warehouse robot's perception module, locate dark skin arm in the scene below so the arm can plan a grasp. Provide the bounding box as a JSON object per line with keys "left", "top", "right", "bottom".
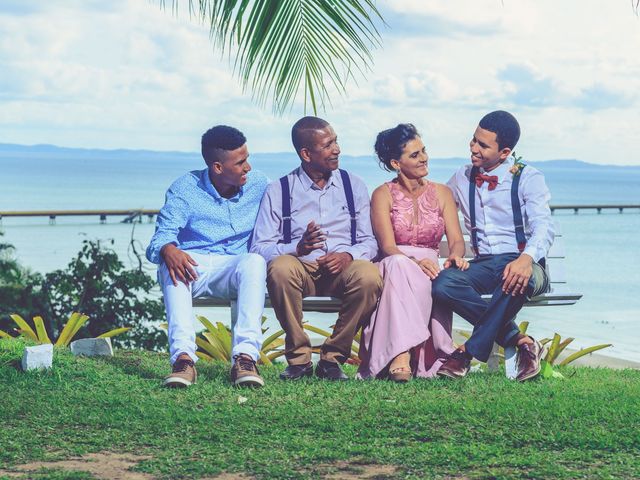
{"left": 317, "top": 252, "right": 353, "bottom": 274}
{"left": 296, "top": 220, "right": 352, "bottom": 274}
{"left": 296, "top": 221, "right": 326, "bottom": 256}
{"left": 160, "top": 243, "right": 199, "bottom": 286}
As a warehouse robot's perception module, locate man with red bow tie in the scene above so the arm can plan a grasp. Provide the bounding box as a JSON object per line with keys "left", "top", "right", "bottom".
{"left": 432, "top": 110, "right": 555, "bottom": 382}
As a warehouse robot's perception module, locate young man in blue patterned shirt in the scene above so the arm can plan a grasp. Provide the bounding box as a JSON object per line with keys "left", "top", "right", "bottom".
{"left": 147, "top": 125, "right": 269, "bottom": 388}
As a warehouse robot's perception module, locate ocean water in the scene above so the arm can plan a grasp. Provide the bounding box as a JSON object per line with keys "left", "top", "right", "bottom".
{"left": 1, "top": 147, "right": 639, "bottom": 361}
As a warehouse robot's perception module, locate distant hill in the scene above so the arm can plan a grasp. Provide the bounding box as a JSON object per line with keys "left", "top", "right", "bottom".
{"left": 1, "top": 142, "right": 639, "bottom": 170}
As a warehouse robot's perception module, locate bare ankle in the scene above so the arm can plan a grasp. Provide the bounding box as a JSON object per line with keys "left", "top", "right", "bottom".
{"left": 516, "top": 335, "right": 533, "bottom": 346}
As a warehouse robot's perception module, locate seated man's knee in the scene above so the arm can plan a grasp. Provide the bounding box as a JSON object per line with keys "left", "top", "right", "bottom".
{"left": 432, "top": 268, "right": 464, "bottom": 300}
{"left": 237, "top": 253, "right": 266, "bottom": 279}
{"left": 267, "top": 255, "right": 303, "bottom": 282}
{"left": 348, "top": 260, "right": 383, "bottom": 292}
{"left": 239, "top": 252, "right": 266, "bottom": 270}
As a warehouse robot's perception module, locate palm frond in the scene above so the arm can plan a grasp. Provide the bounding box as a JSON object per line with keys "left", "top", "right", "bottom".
{"left": 168, "top": 0, "right": 383, "bottom": 114}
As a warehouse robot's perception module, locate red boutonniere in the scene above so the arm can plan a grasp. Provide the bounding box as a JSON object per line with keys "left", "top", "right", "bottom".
{"left": 509, "top": 151, "right": 526, "bottom": 176}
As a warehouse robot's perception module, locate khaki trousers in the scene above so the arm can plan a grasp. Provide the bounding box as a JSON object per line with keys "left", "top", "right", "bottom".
{"left": 267, "top": 255, "right": 382, "bottom": 365}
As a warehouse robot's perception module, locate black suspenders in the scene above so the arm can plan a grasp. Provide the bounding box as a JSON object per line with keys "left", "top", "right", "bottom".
{"left": 279, "top": 175, "right": 292, "bottom": 244}
{"left": 339, "top": 169, "right": 357, "bottom": 246}
{"left": 469, "top": 165, "right": 527, "bottom": 256}
{"left": 279, "top": 169, "right": 356, "bottom": 246}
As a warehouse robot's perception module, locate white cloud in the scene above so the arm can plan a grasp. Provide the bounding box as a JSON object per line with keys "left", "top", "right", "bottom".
{"left": 0, "top": 0, "right": 639, "bottom": 164}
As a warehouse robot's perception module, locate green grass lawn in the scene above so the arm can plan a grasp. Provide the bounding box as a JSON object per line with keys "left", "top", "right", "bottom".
{"left": 1, "top": 338, "right": 639, "bottom": 480}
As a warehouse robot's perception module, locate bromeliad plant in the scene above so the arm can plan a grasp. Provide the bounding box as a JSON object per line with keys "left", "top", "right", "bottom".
{"left": 176, "top": 315, "right": 361, "bottom": 365}
{"left": 519, "top": 321, "right": 612, "bottom": 366}
{"left": 194, "top": 315, "right": 284, "bottom": 365}
{"left": 456, "top": 321, "right": 612, "bottom": 372}
{"left": 2, "top": 312, "right": 130, "bottom": 346}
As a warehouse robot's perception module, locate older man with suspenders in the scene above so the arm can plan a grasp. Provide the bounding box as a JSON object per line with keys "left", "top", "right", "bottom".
{"left": 251, "top": 116, "right": 381, "bottom": 381}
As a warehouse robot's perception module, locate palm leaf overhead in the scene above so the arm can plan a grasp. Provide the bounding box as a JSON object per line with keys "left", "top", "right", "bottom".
{"left": 163, "top": 0, "right": 383, "bottom": 114}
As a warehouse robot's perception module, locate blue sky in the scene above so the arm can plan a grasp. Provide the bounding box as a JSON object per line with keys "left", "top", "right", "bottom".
{"left": 1, "top": 1, "right": 639, "bottom": 165}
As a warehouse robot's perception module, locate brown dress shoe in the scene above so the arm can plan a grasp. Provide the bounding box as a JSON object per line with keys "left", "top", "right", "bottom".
{"left": 437, "top": 349, "right": 471, "bottom": 379}
{"left": 231, "top": 354, "right": 265, "bottom": 387}
{"left": 164, "top": 353, "right": 197, "bottom": 388}
{"left": 516, "top": 338, "right": 544, "bottom": 382}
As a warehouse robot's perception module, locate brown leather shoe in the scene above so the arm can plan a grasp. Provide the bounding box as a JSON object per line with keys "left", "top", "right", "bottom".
{"left": 437, "top": 349, "right": 471, "bottom": 379}
{"left": 516, "top": 338, "right": 544, "bottom": 382}
{"left": 231, "top": 354, "right": 265, "bottom": 388}
{"left": 164, "top": 353, "right": 197, "bottom": 388}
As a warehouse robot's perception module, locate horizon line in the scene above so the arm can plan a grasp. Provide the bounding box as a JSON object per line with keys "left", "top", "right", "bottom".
{"left": 1, "top": 141, "right": 639, "bottom": 168}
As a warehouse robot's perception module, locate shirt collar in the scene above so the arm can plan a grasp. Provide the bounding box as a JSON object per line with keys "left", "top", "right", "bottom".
{"left": 481, "top": 158, "right": 514, "bottom": 184}
{"left": 296, "top": 166, "right": 340, "bottom": 191}
{"left": 201, "top": 168, "right": 244, "bottom": 201}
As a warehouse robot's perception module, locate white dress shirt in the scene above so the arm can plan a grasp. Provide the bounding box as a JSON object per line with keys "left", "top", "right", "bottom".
{"left": 251, "top": 166, "right": 378, "bottom": 264}
{"left": 447, "top": 158, "right": 555, "bottom": 262}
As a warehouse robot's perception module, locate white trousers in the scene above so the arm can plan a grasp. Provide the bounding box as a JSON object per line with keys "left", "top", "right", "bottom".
{"left": 159, "top": 252, "right": 266, "bottom": 365}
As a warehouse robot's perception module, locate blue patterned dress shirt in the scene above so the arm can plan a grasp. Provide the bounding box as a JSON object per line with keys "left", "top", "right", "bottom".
{"left": 146, "top": 169, "right": 269, "bottom": 264}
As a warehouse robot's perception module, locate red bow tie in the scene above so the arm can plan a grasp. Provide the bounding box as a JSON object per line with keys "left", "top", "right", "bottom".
{"left": 475, "top": 173, "right": 498, "bottom": 191}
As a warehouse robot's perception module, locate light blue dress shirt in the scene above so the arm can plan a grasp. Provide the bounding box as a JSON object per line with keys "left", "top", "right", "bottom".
{"left": 146, "top": 169, "right": 269, "bottom": 264}
{"left": 447, "top": 158, "right": 555, "bottom": 262}
{"left": 250, "top": 166, "right": 378, "bottom": 264}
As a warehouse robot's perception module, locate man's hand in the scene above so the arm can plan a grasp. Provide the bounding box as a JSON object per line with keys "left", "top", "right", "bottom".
{"left": 443, "top": 255, "right": 470, "bottom": 271}
{"left": 414, "top": 258, "right": 441, "bottom": 280}
{"left": 502, "top": 254, "right": 533, "bottom": 296}
{"left": 317, "top": 252, "right": 353, "bottom": 274}
{"left": 296, "top": 221, "right": 326, "bottom": 256}
{"left": 160, "top": 243, "right": 199, "bottom": 286}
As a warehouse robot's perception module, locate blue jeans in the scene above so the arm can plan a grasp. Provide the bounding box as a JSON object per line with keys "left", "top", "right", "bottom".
{"left": 432, "top": 253, "right": 537, "bottom": 362}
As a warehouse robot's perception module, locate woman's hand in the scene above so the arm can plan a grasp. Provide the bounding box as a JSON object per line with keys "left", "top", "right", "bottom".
{"left": 444, "top": 255, "right": 469, "bottom": 271}
{"left": 414, "top": 257, "right": 441, "bottom": 279}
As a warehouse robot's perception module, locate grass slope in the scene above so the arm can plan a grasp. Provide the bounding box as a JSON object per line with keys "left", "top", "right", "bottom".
{"left": 1, "top": 339, "right": 639, "bottom": 479}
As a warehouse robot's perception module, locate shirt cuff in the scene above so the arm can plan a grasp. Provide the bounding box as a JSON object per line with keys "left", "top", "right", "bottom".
{"left": 523, "top": 246, "right": 542, "bottom": 263}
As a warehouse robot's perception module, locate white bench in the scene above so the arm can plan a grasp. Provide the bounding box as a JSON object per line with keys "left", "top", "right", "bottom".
{"left": 193, "top": 220, "right": 582, "bottom": 310}
{"left": 193, "top": 221, "right": 580, "bottom": 377}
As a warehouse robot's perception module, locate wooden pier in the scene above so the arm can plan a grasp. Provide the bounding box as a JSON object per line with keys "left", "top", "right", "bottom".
{"left": 549, "top": 205, "right": 640, "bottom": 214}
{"left": 0, "top": 209, "right": 159, "bottom": 224}
{"left": 0, "top": 204, "right": 639, "bottom": 224}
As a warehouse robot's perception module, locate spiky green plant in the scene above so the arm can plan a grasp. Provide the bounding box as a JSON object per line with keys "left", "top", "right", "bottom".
{"left": 520, "top": 321, "right": 612, "bottom": 366}
{"left": 171, "top": 315, "right": 361, "bottom": 365}
{"left": 6, "top": 313, "right": 130, "bottom": 346}
{"left": 456, "top": 321, "right": 613, "bottom": 369}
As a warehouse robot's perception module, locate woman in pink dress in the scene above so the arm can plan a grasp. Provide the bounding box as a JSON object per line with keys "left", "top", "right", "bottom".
{"left": 358, "top": 124, "right": 469, "bottom": 382}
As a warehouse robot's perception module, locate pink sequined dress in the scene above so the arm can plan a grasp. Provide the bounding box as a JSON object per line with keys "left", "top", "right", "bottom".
{"left": 357, "top": 180, "right": 455, "bottom": 379}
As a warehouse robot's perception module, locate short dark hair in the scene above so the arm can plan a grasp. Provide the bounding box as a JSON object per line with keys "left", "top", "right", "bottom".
{"left": 201, "top": 125, "right": 246, "bottom": 165}
{"left": 478, "top": 111, "right": 520, "bottom": 150}
{"left": 374, "top": 123, "right": 420, "bottom": 172}
{"left": 291, "top": 116, "right": 330, "bottom": 154}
